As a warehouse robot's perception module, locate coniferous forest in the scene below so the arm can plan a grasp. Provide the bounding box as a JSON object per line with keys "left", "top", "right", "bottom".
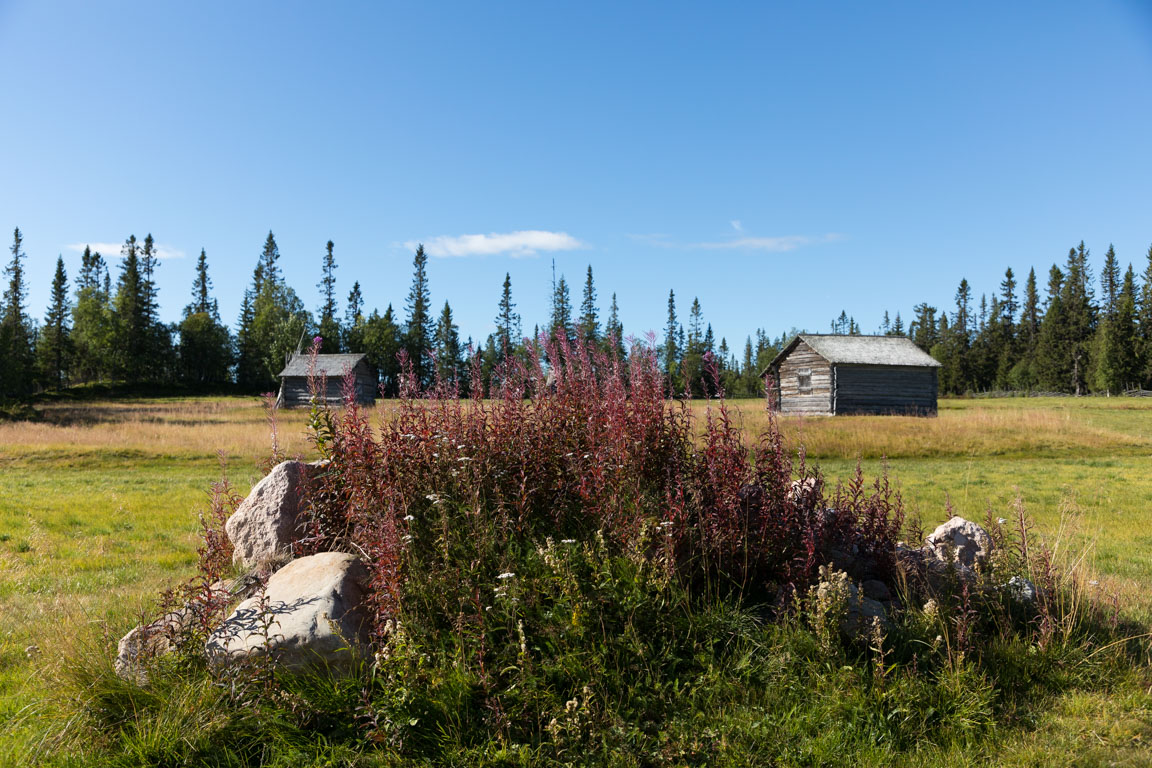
{"left": 2, "top": 227, "right": 1150, "bottom": 401}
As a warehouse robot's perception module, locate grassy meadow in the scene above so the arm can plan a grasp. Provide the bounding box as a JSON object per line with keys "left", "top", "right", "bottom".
{"left": 2, "top": 394, "right": 1152, "bottom": 764}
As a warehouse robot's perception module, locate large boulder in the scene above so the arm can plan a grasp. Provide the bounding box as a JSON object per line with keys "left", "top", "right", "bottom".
{"left": 226, "top": 460, "right": 326, "bottom": 569}
{"left": 923, "top": 516, "right": 991, "bottom": 571}
{"left": 206, "top": 552, "right": 371, "bottom": 671}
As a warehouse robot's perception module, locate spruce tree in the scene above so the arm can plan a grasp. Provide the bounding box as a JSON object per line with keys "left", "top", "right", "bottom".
{"left": 662, "top": 290, "right": 680, "bottom": 389}
{"left": 317, "top": 240, "right": 341, "bottom": 352}
{"left": 72, "top": 246, "right": 113, "bottom": 383}
{"left": 549, "top": 271, "right": 573, "bottom": 342}
{"left": 37, "top": 255, "right": 71, "bottom": 390}
{"left": 404, "top": 245, "right": 434, "bottom": 387}
{"left": 363, "top": 304, "right": 401, "bottom": 396}
{"left": 1101, "top": 244, "right": 1120, "bottom": 319}
{"left": 577, "top": 265, "right": 599, "bottom": 342}
{"left": 1140, "top": 244, "right": 1152, "bottom": 385}
{"left": 434, "top": 300, "right": 462, "bottom": 386}
{"left": 178, "top": 249, "right": 231, "bottom": 387}
{"left": 111, "top": 235, "right": 148, "bottom": 382}
{"left": 0, "top": 228, "right": 34, "bottom": 398}
{"left": 1094, "top": 264, "right": 1139, "bottom": 394}
{"left": 603, "top": 292, "right": 625, "bottom": 360}
{"left": 236, "top": 232, "right": 312, "bottom": 391}
{"left": 494, "top": 272, "right": 520, "bottom": 354}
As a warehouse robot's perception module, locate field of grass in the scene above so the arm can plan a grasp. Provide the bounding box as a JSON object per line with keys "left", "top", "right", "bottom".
{"left": 2, "top": 394, "right": 1152, "bottom": 764}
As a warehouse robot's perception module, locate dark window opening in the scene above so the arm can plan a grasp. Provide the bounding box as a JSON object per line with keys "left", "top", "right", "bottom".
{"left": 797, "top": 369, "right": 812, "bottom": 392}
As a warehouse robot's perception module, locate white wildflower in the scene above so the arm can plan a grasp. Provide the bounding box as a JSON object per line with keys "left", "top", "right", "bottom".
{"left": 402, "top": 515, "right": 415, "bottom": 522}
{"left": 561, "top": 539, "right": 576, "bottom": 544}
{"left": 997, "top": 517, "right": 1007, "bottom": 525}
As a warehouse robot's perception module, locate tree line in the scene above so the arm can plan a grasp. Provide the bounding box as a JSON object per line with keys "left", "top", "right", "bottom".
{"left": 865, "top": 241, "right": 1150, "bottom": 395}
{"left": 2, "top": 227, "right": 1148, "bottom": 400}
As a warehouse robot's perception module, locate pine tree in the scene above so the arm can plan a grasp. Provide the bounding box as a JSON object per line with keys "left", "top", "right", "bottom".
{"left": 111, "top": 235, "right": 148, "bottom": 382}
{"left": 910, "top": 303, "right": 938, "bottom": 351}
{"left": 891, "top": 312, "right": 905, "bottom": 336}
{"left": 363, "top": 304, "right": 401, "bottom": 396}
{"left": 186, "top": 249, "right": 217, "bottom": 318}
{"left": 236, "top": 231, "right": 311, "bottom": 391}
{"left": 317, "top": 240, "right": 341, "bottom": 353}
{"left": 662, "top": 290, "right": 680, "bottom": 389}
{"left": 880, "top": 310, "right": 891, "bottom": 335}
{"left": 72, "top": 246, "right": 113, "bottom": 383}
{"left": 577, "top": 265, "right": 599, "bottom": 342}
{"left": 404, "top": 245, "right": 434, "bottom": 387}
{"left": 1061, "top": 244, "right": 1097, "bottom": 394}
{"left": 549, "top": 271, "right": 573, "bottom": 342}
{"left": 1094, "top": 264, "right": 1139, "bottom": 394}
{"left": 178, "top": 249, "right": 231, "bottom": 387}
{"left": 1101, "top": 244, "right": 1120, "bottom": 319}
{"left": 1140, "top": 244, "right": 1152, "bottom": 385}
{"left": 494, "top": 272, "right": 520, "bottom": 354}
{"left": 0, "top": 228, "right": 35, "bottom": 398}
{"left": 603, "top": 292, "right": 625, "bottom": 360}
{"left": 138, "top": 233, "right": 173, "bottom": 381}
{"left": 37, "top": 255, "right": 71, "bottom": 390}
{"left": 1000, "top": 268, "right": 1018, "bottom": 327}
{"left": 434, "top": 300, "right": 462, "bottom": 386}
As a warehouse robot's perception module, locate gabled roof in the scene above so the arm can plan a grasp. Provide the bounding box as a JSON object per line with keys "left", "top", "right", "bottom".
{"left": 762, "top": 334, "right": 941, "bottom": 376}
{"left": 278, "top": 353, "right": 370, "bottom": 378}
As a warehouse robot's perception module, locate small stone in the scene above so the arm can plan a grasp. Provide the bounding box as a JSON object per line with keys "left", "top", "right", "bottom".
{"left": 861, "top": 579, "right": 892, "bottom": 602}
{"left": 1004, "top": 575, "right": 1037, "bottom": 604}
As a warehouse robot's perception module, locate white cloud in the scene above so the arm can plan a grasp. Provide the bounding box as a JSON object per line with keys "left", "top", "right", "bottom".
{"left": 730, "top": 219, "right": 743, "bottom": 232}
{"left": 66, "top": 241, "right": 185, "bottom": 260}
{"left": 406, "top": 230, "right": 586, "bottom": 259}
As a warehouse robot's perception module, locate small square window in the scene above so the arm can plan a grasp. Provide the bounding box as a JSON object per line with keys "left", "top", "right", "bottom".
{"left": 797, "top": 369, "right": 812, "bottom": 392}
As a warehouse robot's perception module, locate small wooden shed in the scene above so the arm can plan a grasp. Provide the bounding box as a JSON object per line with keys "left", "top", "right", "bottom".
{"left": 762, "top": 335, "right": 941, "bottom": 415}
{"left": 276, "top": 353, "right": 377, "bottom": 408}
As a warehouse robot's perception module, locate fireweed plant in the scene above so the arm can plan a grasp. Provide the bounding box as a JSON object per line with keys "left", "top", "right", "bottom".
{"left": 36, "top": 334, "right": 1152, "bottom": 767}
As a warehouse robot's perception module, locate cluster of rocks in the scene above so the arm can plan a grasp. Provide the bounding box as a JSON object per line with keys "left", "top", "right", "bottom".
{"left": 821, "top": 515, "right": 1036, "bottom": 642}
{"left": 117, "top": 460, "right": 372, "bottom": 683}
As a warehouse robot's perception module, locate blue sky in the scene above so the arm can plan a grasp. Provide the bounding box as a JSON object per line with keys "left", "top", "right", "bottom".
{"left": 2, "top": 1, "right": 1151, "bottom": 350}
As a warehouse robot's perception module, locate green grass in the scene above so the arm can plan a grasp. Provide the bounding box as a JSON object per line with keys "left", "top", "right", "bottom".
{"left": 3, "top": 395, "right": 1152, "bottom": 764}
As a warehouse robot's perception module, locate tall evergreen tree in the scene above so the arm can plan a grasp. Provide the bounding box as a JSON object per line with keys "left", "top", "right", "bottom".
{"left": 0, "top": 227, "right": 34, "bottom": 398}
{"left": 111, "top": 235, "right": 149, "bottom": 382}
{"left": 434, "top": 300, "right": 462, "bottom": 386}
{"left": 577, "top": 265, "right": 599, "bottom": 342}
{"left": 236, "top": 232, "right": 311, "bottom": 391}
{"left": 549, "top": 270, "right": 573, "bottom": 342}
{"left": 1140, "top": 244, "right": 1152, "bottom": 385}
{"left": 910, "top": 303, "right": 938, "bottom": 351}
{"left": 178, "top": 249, "right": 231, "bottom": 387}
{"left": 603, "top": 292, "right": 625, "bottom": 360}
{"left": 37, "top": 255, "right": 71, "bottom": 390}
{"left": 494, "top": 272, "right": 520, "bottom": 354}
{"left": 1094, "top": 264, "right": 1139, "bottom": 394}
{"left": 72, "top": 246, "right": 113, "bottom": 383}
{"left": 363, "top": 304, "right": 401, "bottom": 396}
{"left": 662, "top": 290, "right": 680, "bottom": 389}
{"left": 404, "top": 245, "right": 434, "bottom": 387}
{"left": 1100, "top": 244, "right": 1120, "bottom": 319}
{"left": 317, "top": 240, "right": 341, "bottom": 353}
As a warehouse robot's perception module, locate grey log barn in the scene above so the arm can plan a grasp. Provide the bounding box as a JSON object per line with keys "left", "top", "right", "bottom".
{"left": 763, "top": 335, "right": 941, "bottom": 415}
{"left": 276, "top": 353, "right": 377, "bottom": 408}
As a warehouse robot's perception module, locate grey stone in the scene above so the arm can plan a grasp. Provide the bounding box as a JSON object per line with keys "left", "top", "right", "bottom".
{"left": 841, "top": 581, "right": 889, "bottom": 638}
{"left": 924, "top": 516, "right": 992, "bottom": 571}
{"left": 226, "top": 460, "right": 323, "bottom": 569}
{"left": 206, "top": 552, "right": 371, "bottom": 671}
{"left": 1004, "top": 575, "right": 1037, "bottom": 604}
{"left": 862, "top": 579, "right": 892, "bottom": 602}
{"left": 115, "top": 609, "right": 190, "bottom": 685}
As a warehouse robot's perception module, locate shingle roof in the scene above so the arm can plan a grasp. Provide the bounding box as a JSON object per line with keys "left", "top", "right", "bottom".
{"left": 765, "top": 334, "right": 941, "bottom": 374}
{"left": 278, "top": 353, "right": 369, "bottom": 378}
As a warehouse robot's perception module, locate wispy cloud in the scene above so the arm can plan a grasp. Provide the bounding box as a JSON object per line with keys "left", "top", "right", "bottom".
{"left": 730, "top": 219, "right": 743, "bottom": 232}
{"left": 405, "top": 230, "right": 586, "bottom": 259}
{"left": 630, "top": 232, "right": 843, "bottom": 253}
{"left": 66, "top": 241, "right": 186, "bottom": 260}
